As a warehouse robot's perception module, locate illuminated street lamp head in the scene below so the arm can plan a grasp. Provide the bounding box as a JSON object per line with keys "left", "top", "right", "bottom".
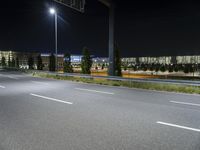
{"left": 49, "top": 8, "right": 56, "bottom": 14}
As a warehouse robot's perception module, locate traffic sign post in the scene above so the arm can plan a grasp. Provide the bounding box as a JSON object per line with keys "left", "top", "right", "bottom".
{"left": 53, "top": 0, "right": 85, "bottom": 13}
{"left": 53, "top": 0, "right": 116, "bottom": 76}
{"left": 51, "top": 0, "right": 85, "bottom": 71}
{"left": 99, "top": 0, "right": 115, "bottom": 76}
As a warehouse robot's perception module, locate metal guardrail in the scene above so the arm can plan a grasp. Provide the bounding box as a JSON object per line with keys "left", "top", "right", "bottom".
{"left": 2, "top": 68, "right": 200, "bottom": 87}
{"left": 31, "top": 70, "right": 200, "bottom": 87}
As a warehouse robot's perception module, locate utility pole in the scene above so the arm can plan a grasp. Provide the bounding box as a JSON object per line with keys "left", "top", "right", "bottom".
{"left": 55, "top": 12, "right": 58, "bottom": 71}
{"left": 49, "top": 8, "right": 58, "bottom": 72}
{"left": 99, "top": 0, "right": 115, "bottom": 76}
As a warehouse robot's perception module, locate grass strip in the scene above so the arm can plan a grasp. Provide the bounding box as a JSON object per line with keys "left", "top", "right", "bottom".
{"left": 33, "top": 72, "right": 200, "bottom": 95}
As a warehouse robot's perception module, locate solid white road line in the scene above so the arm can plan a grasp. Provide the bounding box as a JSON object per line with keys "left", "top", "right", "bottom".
{"left": 75, "top": 88, "right": 114, "bottom": 95}
{"left": 30, "top": 93, "right": 73, "bottom": 105}
{"left": 31, "top": 81, "right": 49, "bottom": 85}
{"left": 0, "top": 85, "right": 5, "bottom": 88}
{"left": 157, "top": 121, "right": 200, "bottom": 132}
{"left": 170, "top": 101, "right": 200, "bottom": 107}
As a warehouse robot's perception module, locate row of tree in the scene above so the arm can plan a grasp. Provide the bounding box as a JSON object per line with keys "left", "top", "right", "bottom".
{"left": 0, "top": 47, "right": 123, "bottom": 76}
{"left": 26, "top": 55, "right": 43, "bottom": 70}
{"left": 22, "top": 48, "right": 93, "bottom": 74}
{"left": 48, "top": 48, "right": 92, "bottom": 73}
{"left": 123, "top": 63, "right": 199, "bottom": 74}
{"left": 48, "top": 47, "right": 122, "bottom": 76}
{"left": 0, "top": 55, "right": 43, "bottom": 70}
{"left": 0, "top": 56, "right": 20, "bottom": 68}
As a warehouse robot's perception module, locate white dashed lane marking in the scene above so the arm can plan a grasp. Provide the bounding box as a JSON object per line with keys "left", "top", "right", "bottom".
{"left": 30, "top": 93, "right": 73, "bottom": 105}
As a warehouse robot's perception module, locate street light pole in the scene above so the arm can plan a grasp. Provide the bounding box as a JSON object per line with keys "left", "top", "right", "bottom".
{"left": 108, "top": 2, "right": 115, "bottom": 76}
{"left": 50, "top": 8, "right": 58, "bottom": 72}
{"left": 55, "top": 12, "right": 58, "bottom": 72}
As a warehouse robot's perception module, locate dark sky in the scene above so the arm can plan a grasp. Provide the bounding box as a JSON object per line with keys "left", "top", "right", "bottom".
{"left": 0, "top": 0, "right": 200, "bottom": 57}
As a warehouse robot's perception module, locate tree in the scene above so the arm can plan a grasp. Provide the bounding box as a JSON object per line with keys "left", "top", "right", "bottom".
{"left": 155, "top": 64, "right": 160, "bottom": 73}
{"left": 149, "top": 64, "right": 154, "bottom": 72}
{"left": 189, "top": 64, "right": 195, "bottom": 73}
{"left": 180, "top": 64, "right": 185, "bottom": 71}
{"left": 183, "top": 64, "right": 189, "bottom": 74}
{"left": 16, "top": 57, "right": 19, "bottom": 68}
{"left": 49, "top": 53, "right": 56, "bottom": 71}
{"left": 81, "top": 47, "right": 92, "bottom": 74}
{"left": 188, "top": 64, "right": 195, "bottom": 76}
{"left": 174, "top": 65, "right": 179, "bottom": 72}
{"left": 37, "top": 55, "right": 43, "bottom": 70}
{"left": 63, "top": 53, "right": 73, "bottom": 73}
{"left": 1, "top": 57, "right": 6, "bottom": 67}
{"left": 115, "top": 47, "right": 122, "bottom": 76}
{"left": 11, "top": 58, "right": 15, "bottom": 68}
{"left": 95, "top": 66, "right": 98, "bottom": 70}
{"left": 8, "top": 54, "right": 11, "bottom": 67}
{"left": 160, "top": 65, "right": 166, "bottom": 72}
{"left": 101, "top": 63, "right": 105, "bottom": 70}
{"left": 132, "top": 65, "right": 137, "bottom": 71}
{"left": 168, "top": 64, "right": 174, "bottom": 73}
{"left": 141, "top": 63, "right": 147, "bottom": 72}
{"left": 28, "top": 56, "right": 34, "bottom": 69}
{"left": 136, "top": 57, "right": 140, "bottom": 65}
{"left": 123, "top": 63, "right": 128, "bottom": 71}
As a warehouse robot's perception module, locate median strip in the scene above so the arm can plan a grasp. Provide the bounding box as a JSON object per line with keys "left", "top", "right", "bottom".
{"left": 75, "top": 88, "right": 114, "bottom": 95}
{"left": 170, "top": 101, "right": 200, "bottom": 107}
{"left": 32, "top": 72, "right": 200, "bottom": 95}
{"left": 30, "top": 93, "right": 73, "bottom": 105}
{"left": 157, "top": 121, "right": 200, "bottom": 132}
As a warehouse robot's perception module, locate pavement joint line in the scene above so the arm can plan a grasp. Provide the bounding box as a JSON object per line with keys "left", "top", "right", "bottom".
{"left": 0, "top": 74, "right": 19, "bottom": 79}
{"left": 31, "top": 81, "right": 49, "bottom": 85}
{"left": 7, "top": 76, "right": 19, "bottom": 80}
{"left": 157, "top": 121, "right": 200, "bottom": 132}
{"left": 0, "top": 85, "right": 5, "bottom": 89}
{"left": 75, "top": 88, "right": 114, "bottom": 95}
{"left": 170, "top": 101, "right": 200, "bottom": 107}
{"left": 30, "top": 93, "right": 73, "bottom": 105}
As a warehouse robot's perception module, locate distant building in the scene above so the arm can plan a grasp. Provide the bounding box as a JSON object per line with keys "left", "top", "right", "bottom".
{"left": 41, "top": 53, "right": 65, "bottom": 71}
{"left": 40, "top": 53, "right": 85, "bottom": 70}
{"left": 0, "top": 50, "right": 84, "bottom": 70}
{"left": 1, "top": 50, "right": 200, "bottom": 70}
{"left": 94, "top": 55, "right": 200, "bottom": 65}
{"left": 0, "top": 50, "right": 39, "bottom": 69}
{"left": 121, "top": 56, "right": 200, "bottom": 65}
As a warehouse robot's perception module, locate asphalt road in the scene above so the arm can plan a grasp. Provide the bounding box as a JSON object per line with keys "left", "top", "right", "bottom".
{"left": 0, "top": 70, "right": 200, "bottom": 150}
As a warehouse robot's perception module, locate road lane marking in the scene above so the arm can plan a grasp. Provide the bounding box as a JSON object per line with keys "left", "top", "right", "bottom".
{"left": 170, "top": 101, "right": 200, "bottom": 107}
{"left": 30, "top": 93, "right": 73, "bottom": 105}
{"left": 0, "top": 85, "right": 5, "bottom": 88}
{"left": 157, "top": 121, "right": 200, "bottom": 132}
{"left": 31, "top": 81, "right": 49, "bottom": 85}
{"left": 75, "top": 88, "right": 114, "bottom": 95}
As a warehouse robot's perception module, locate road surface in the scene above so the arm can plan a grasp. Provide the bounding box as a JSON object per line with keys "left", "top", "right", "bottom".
{"left": 0, "top": 70, "right": 200, "bottom": 150}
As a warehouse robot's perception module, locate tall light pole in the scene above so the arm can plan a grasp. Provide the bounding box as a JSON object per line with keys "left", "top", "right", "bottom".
{"left": 99, "top": 0, "right": 115, "bottom": 76}
{"left": 49, "top": 8, "right": 58, "bottom": 71}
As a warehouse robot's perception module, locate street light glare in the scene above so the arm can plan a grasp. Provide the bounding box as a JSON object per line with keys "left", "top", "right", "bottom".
{"left": 49, "top": 8, "right": 56, "bottom": 14}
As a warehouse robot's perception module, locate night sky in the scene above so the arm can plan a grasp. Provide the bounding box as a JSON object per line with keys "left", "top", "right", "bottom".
{"left": 1, "top": 0, "right": 200, "bottom": 57}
